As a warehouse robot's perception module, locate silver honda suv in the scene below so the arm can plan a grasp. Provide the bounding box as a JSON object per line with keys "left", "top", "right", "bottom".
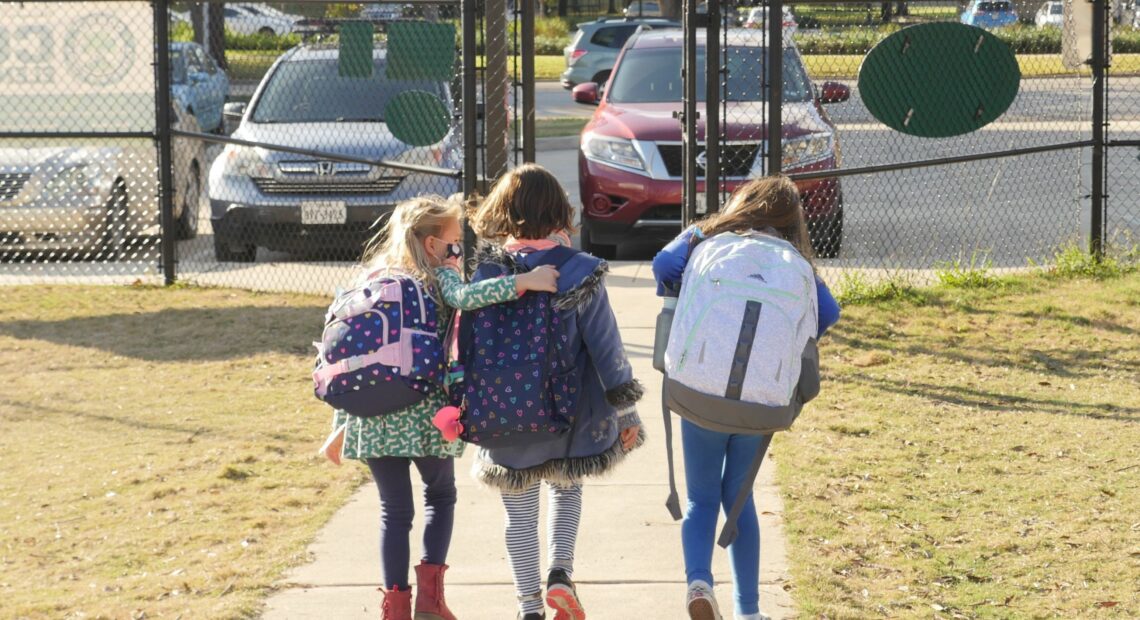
{"left": 208, "top": 43, "right": 460, "bottom": 261}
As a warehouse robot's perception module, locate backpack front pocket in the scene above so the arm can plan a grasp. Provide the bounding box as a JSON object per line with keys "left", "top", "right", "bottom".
{"left": 462, "top": 362, "right": 572, "bottom": 447}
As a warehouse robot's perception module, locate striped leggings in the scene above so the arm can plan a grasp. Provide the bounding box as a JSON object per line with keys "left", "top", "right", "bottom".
{"left": 501, "top": 480, "right": 583, "bottom": 614}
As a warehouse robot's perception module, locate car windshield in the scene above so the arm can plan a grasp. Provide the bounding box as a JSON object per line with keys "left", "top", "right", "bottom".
{"left": 1050, "top": 3, "right": 1062, "bottom": 13}
{"left": 607, "top": 46, "right": 812, "bottom": 103}
{"left": 251, "top": 58, "right": 447, "bottom": 123}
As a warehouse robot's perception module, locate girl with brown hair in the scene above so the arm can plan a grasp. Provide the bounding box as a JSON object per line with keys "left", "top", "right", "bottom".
{"left": 652, "top": 176, "right": 840, "bottom": 620}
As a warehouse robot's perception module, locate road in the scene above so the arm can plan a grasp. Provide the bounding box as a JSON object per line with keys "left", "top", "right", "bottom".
{"left": 3, "top": 79, "right": 1139, "bottom": 289}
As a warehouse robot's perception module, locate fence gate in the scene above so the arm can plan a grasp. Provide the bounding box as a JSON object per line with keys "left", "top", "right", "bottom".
{"left": 680, "top": 0, "right": 1130, "bottom": 278}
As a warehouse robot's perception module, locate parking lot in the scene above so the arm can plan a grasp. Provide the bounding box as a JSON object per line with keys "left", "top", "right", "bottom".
{"left": 3, "top": 77, "right": 1139, "bottom": 292}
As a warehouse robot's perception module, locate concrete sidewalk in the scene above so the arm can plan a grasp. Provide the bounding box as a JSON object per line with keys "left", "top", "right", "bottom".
{"left": 262, "top": 263, "right": 796, "bottom": 620}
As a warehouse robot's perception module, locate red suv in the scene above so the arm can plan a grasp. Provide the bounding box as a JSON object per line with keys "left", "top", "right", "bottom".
{"left": 572, "top": 29, "right": 849, "bottom": 258}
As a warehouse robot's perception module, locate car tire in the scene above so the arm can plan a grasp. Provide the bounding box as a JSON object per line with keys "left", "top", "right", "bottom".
{"left": 810, "top": 206, "right": 843, "bottom": 259}
{"left": 100, "top": 182, "right": 129, "bottom": 261}
{"left": 213, "top": 230, "right": 257, "bottom": 262}
{"left": 177, "top": 163, "right": 200, "bottom": 240}
{"left": 579, "top": 218, "right": 616, "bottom": 260}
{"left": 258, "top": 26, "right": 276, "bottom": 36}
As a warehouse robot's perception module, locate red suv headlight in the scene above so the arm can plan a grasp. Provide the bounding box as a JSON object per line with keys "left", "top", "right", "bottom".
{"left": 582, "top": 133, "right": 647, "bottom": 172}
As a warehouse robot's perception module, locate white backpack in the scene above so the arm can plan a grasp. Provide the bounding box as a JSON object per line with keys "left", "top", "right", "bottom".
{"left": 660, "top": 231, "right": 820, "bottom": 547}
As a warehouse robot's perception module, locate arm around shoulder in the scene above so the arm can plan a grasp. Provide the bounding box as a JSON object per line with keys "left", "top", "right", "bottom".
{"left": 435, "top": 266, "right": 519, "bottom": 311}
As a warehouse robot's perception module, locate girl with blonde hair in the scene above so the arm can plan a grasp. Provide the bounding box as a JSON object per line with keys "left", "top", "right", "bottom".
{"left": 327, "top": 194, "right": 559, "bottom": 620}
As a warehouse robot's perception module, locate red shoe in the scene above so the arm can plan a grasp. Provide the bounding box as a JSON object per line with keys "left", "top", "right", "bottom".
{"left": 381, "top": 586, "right": 413, "bottom": 620}
{"left": 545, "top": 569, "right": 585, "bottom": 620}
{"left": 414, "top": 562, "right": 457, "bottom": 620}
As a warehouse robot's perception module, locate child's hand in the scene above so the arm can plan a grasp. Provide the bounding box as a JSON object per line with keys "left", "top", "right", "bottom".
{"left": 620, "top": 425, "right": 640, "bottom": 452}
{"left": 516, "top": 265, "right": 560, "bottom": 294}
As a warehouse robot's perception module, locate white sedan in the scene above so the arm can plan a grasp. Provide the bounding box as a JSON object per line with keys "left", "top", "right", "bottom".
{"left": 1035, "top": 1, "right": 1064, "bottom": 27}
{"left": 171, "top": 5, "right": 297, "bottom": 36}
{"left": 223, "top": 4, "right": 296, "bottom": 36}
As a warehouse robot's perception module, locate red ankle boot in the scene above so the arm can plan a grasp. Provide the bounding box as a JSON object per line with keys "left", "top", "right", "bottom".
{"left": 414, "top": 562, "right": 457, "bottom": 620}
{"left": 381, "top": 586, "right": 413, "bottom": 620}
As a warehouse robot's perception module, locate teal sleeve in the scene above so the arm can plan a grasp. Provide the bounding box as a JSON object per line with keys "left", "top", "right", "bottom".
{"left": 435, "top": 266, "right": 519, "bottom": 310}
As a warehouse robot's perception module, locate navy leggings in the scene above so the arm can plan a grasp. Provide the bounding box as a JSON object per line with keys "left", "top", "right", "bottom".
{"left": 366, "top": 456, "right": 457, "bottom": 590}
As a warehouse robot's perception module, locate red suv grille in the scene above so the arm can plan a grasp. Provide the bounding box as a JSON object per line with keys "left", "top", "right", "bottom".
{"left": 657, "top": 143, "right": 759, "bottom": 177}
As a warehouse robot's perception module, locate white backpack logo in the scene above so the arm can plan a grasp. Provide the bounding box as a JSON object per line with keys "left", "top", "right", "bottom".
{"left": 660, "top": 231, "right": 821, "bottom": 547}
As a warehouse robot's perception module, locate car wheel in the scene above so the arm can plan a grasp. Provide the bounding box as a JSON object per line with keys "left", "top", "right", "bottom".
{"left": 213, "top": 230, "right": 257, "bottom": 262}
{"left": 177, "top": 163, "right": 200, "bottom": 240}
{"left": 579, "top": 218, "right": 616, "bottom": 260}
{"left": 592, "top": 70, "right": 611, "bottom": 86}
{"left": 100, "top": 182, "right": 129, "bottom": 260}
{"left": 810, "top": 206, "right": 843, "bottom": 259}
{"left": 258, "top": 26, "right": 276, "bottom": 36}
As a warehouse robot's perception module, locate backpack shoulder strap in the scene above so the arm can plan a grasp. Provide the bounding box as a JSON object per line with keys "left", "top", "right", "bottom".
{"left": 716, "top": 434, "right": 773, "bottom": 548}
{"left": 663, "top": 384, "right": 683, "bottom": 522}
{"left": 529, "top": 245, "right": 579, "bottom": 270}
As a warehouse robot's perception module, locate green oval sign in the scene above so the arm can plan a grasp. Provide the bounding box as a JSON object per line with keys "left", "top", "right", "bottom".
{"left": 858, "top": 23, "right": 1021, "bottom": 138}
{"left": 385, "top": 90, "right": 451, "bottom": 147}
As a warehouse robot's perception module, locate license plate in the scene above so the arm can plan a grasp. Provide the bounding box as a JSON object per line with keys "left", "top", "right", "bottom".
{"left": 695, "top": 192, "right": 708, "bottom": 215}
{"left": 301, "top": 201, "right": 347, "bottom": 225}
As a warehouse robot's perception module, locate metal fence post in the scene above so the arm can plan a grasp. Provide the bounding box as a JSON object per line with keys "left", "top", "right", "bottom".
{"left": 155, "top": 0, "right": 177, "bottom": 285}
{"left": 462, "top": 0, "right": 479, "bottom": 273}
{"left": 521, "top": 0, "right": 536, "bottom": 163}
{"left": 1090, "top": 0, "right": 1107, "bottom": 261}
{"left": 766, "top": 0, "right": 783, "bottom": 177}
{"left": 484, "top": 0, "right": 510, "bottom": 181}
{"left": 682, "top": 0, "right": 699, "bottom": 227}
{"left": 705, "top": 0, "right": 721, "bottom": 215}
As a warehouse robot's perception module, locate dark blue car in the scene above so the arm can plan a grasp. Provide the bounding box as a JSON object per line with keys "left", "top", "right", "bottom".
{"left": 170, "top": 42, "right": 230, "bottom": 133}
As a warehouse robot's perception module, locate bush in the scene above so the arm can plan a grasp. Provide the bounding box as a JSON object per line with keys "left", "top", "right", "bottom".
{"left": 226, "top": 30, "right": 302, "bottom": 51}
{"left": 792, "top": 24, "right": 1140, "bottom": 56}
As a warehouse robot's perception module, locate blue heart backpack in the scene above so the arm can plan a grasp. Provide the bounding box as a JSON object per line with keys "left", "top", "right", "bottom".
{"left": 457, "top": 246, "right": 581, "bottom": 448}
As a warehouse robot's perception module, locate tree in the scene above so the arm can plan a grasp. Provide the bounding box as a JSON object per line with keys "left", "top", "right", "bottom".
{"left": 191, "top": 2, "right": 227, "bottom": 70}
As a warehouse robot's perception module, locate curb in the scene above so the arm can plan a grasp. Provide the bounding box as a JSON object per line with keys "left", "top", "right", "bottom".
{"left": 536, "top": 135, "right": 580, "bottom": 152}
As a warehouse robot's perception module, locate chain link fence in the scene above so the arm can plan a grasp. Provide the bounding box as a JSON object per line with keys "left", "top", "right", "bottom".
{"left": 0, "top": 1, "right": 166, "bottom": 283}
{"left": 1107, "top": 0, "right": 1140, "bottom": 254}
{"left": 0, "top": 0, "right": 1134, "bottom": 292}
{"left": 665, "top": 0, "right": 1121, "bottom": 281}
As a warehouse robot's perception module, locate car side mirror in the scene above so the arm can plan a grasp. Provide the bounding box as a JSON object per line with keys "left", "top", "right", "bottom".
{"left": 818, "top": 81, "right": 850, "bottom": 105}
{"left": 223, "top": 101, "right": 247, "bottom": 119}
{"left": 572, "top": 82, "right": 599, "bottom": 105}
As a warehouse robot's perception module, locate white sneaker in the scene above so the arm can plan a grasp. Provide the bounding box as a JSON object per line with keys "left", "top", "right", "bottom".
{"left": 686, "top": 580, "right": 722, "bottom": 620}
{"left": 736, "top": 613, "right": 772, "bottom": 620}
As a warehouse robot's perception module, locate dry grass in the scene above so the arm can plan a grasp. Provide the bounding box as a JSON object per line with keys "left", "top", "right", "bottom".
{"left": 775, "top": 272, "right": 1140, "bottom": 618}
{"left": 0, "top": 285, "right": 365, "bottom": 619}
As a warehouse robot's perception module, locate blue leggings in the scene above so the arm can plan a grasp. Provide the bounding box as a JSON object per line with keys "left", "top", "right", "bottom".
{"left": 680, "top": 419, "right": 764, "bottom": 616}
{"left": 366, "top": 456, "right": 457, "bottom": 590}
